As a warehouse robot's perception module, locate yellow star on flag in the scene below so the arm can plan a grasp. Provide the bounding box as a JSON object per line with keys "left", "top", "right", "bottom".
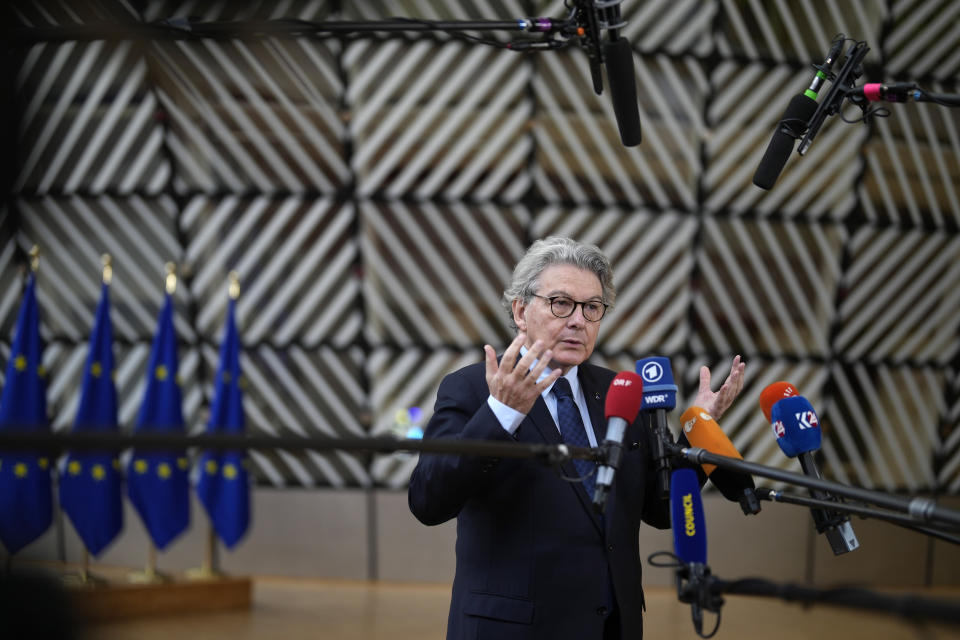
{"left": 68, "top": 460, "right": 82, "bottom": 475}
{"left": 14, "top": 463, "right": 28, "bottom": 478}
{"left": 205, "top": 459, "right": 218, "bottom": 475}
{"left": 91, "top": 362, "right": 102, "bottom": 377}
{"left": 155, "top": 365, "right": 168, "bottom": 381}
{"left": 91, "top": 464, "right": 106, "bottom": 481}
{"left": 134, "top": 459, "right": 148, "bottom": 474}
{"left": 38, "top": 457, "right": 49, "bottom": 469}
{"left": 177, "top": 457, "right": 189, "bottom": 470}
{"left": 223, "top": 463, "right": 238, "bottom": 480}
{"left": 14, "top": 355, "right": 26, "bottom": 371}
{"left": 157, "top": 462, "right": 171, "bottom": 479}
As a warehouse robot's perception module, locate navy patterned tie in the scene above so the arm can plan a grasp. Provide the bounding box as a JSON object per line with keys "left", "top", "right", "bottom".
{"left": 552, "top": 377, "right": 596, "bottom": 499}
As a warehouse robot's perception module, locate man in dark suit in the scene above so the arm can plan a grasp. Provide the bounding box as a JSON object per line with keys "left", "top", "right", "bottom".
{"left": 408, "top": 236, "right": 745, "bottom": 640}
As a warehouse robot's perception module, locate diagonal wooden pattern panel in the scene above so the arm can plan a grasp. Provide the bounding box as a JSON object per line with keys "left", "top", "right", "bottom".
{"left": 153, "top": 36, "right": 348, "bottom": 194}
{"left": 367, "top": 347, "right": 481, "bottom": 488}
{"left": 11, "top": 196, "right": 193, "bottom": 343}
{"left": 238, "top": 344, "right": 371, "bottom": 488}
{"left": 182, "top": 196, "right": 361, "bottom": 348}
{"left": 14, "top": 39, "right": 167, "bottom": 195}
{"left": 714, "top": 0, "right": 886, "bottom": 64}
{"left": 858, "top": 93, "right": 960, "bottom": 228}
{"left": 361, "top": 200, "right": 529, "bottom": 348}
{"left": 834, "top": 228, "right": 960, "bottom": 365}
{"left": 692, "top": 218, "right": 847, "bottom": 359}
{"left": 533, "top": 50, "right": 707, "bottom": 208}
{"left": 529, "top": 207, "right": 696, "bottom": 355}
{"left": 886, "top": 0, "right": 960, "bottom": 81}
{"left": 346, "top": 39, "right": 532, "bottom": 201}
{"left": 826, "top": 362, "right": 945, "bottom": 491}
{"left": 938, "top": 368, "right": 960, "bottom": 492}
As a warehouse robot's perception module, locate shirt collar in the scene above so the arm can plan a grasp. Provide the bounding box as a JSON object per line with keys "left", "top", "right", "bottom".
{"left": 518, "top": 345, "right": 580, "bottom": 397}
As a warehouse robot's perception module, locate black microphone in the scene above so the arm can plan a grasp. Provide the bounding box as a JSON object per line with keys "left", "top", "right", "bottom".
{"left": 603, "top": 36, "right": 642, "bottom": 146}
{"left": 592, "top": 371, "right": 644, "bottom": 513}
{"left": 752, "top": 35, "right": 844, "bottom": 189}
{"left": 574, "top": 0, "right": 642, "bottom": 146}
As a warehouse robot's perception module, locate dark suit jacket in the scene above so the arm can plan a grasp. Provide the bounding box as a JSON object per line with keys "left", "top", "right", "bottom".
{"left": 408, "top": 360, "right": 672, "bottom": 640}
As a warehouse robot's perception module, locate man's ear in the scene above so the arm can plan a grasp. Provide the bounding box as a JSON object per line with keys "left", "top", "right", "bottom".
{"left": 512, "top": 298, "right": 527, "bottom": 333}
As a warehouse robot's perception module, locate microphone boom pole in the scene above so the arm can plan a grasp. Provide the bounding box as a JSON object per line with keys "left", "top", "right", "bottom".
{"left": 675, "top": 444, "right": 960, "bottom": 530}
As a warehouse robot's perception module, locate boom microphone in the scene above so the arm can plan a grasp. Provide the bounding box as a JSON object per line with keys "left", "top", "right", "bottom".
{"left": 752, "top": 35, "right": 844, "bottom": 189}
{"left": 636, "top": 356, "right": 678, "bottom": 499}
{"left": 679, "top": 406, "right": 760, "bottom": 515}
{"left": 765, "top": 389, "right": 860, "bottom": 555}
{"left": 574, "top": 0, "right": 641, "bottom": 146}
{"left": 593, "top": 371, "right": 644, "bottom": 513}
{"left": 603, "top": 36, "right": 642, "bottom": 146}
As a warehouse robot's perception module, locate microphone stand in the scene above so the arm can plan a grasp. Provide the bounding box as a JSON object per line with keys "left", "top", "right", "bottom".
{"left": 9, "top": 16, "right": 580, "bottom": 46}
{"left": 672, "top": 443, "right": 960, "bottom": 532}
{"left": 0, "top": 429, "right": 605, "bottom": 466}
{"left": 757, "top": 489, "right": 960, "bottom": 546}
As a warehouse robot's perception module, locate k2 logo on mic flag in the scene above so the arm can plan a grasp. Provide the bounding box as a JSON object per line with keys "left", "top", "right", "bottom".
{"left": 127, "top": 293, "right": 190, "bottom": 550}
{"left": 0, "top": 273, "right": 53, "bottom": 554}
{"left": 60, "top": 282, "right": 123, "bottom": 556}
{"left": 195, "top": 298, "right": 249, "bottom": 548}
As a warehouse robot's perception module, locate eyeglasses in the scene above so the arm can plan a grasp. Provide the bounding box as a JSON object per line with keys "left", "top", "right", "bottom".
{"left": 531, "top": 294, "right": 608, "bottom": 322}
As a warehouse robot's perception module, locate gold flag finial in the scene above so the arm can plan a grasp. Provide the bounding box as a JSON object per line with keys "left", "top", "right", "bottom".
{"left": 101, "top": 254, "right": 113, "bottom": 285}
{"left": 165, "top": 262, "right": 177, "bottom": 295}
{"left": 29, "top": 245, "right": 40, "bottom": 272}
{"left": 228, "top": 271, "right": 240, "bottom": 300}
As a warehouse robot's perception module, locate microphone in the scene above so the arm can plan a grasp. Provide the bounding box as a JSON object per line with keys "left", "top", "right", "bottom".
{"left": 574, "top": 0, "right": 641, "bottom": 146}
{"left": 603, "top": 35, "right": 642, "bottom": 146}
{"left": 670, "top": 468, "right": 723, "bottom": 636}
{"left": 636, "top": 356, "right": 678, "bottom": 500}
{"left": 679, "top": 407, "right": 760, "bottom": 515}
{"left": 592, "top": 371, "right": 644, "bottom": 513}
{"left": 758, "top": 380, "right": 799, "bottom": 422}
{"left": 764, "top": 389, "right": 860, "bottom": 555}
{"left": 752, "top": 35, "right": 844, "bottom": 189}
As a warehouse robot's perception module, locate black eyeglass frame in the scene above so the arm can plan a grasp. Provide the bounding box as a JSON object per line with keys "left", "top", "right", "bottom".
{"left": 530, "top": 293, "right": 609, "bottom": 322}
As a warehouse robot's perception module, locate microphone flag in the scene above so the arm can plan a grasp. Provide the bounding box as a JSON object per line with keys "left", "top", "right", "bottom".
{"left": 127, "top": 291, "right": 190, "bottom": 550}
{"left": 670, "top": 468, "right": 707, "bottom": 564}
{"left": 0, "top": 272, "right": 53, "bottom": 554}
{"left": 196, "top": 295, "right": 250, "bottom": 548}
{"left": 60, "top": 282, "right": 123, "bottom": 556}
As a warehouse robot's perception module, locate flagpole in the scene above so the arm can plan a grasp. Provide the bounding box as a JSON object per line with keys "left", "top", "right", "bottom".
{"left": 189, "top": 271, "right": 240, "bottom": 582}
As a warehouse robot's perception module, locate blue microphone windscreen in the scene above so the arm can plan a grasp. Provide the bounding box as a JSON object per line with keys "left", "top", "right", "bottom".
{"left": 671, "top": 468, "right": 707, "bottom": 564}
{"left": 636, "top": 356, "right": 677, "bottom": 410}
{"left": 770, "top": 395, "right": 822, "bottom": 458}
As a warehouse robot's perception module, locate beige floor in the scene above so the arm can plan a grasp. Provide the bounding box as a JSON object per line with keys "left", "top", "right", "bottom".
{"left": 81, "top": 577, "right": 960, "bottom": 640}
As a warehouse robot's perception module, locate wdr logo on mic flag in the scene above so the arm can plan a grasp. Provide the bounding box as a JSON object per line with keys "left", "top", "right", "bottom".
{"left": 60, "top": 281, "right": 123, "bottom": 557}
{"left": 127, "top": 292, "right": 190, "bottom": 550}
{"left": 196, "top": 295, "right": 250, "bottom": 549}
{"left": 0, "top": 273, "right": 53, "bottom": 554}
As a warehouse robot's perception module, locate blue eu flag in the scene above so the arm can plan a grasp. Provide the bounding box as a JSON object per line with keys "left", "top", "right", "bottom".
{"left": 196, "top": 297, "right": 249, "bottom": 548}
{"left": 127, "top": 292, "right": 190, "bottom": 550}
{"left": 60, "top": 282, "right": 123, "bottom": 556}
{"left": 0, "top": 273, "right": 53, "bottom": 554}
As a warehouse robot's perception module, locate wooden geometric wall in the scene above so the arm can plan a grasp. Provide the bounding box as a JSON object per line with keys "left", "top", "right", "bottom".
{"left": 3, "top": 0, "right": 960, "bottom": 493}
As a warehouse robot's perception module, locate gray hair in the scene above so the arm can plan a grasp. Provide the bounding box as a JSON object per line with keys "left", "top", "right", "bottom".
{"left": 502, "top": 236, "right": 615, "bottom": 330}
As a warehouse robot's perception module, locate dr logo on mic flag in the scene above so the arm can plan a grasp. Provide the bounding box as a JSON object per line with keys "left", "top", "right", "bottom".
{"left": 196, "top": 286, "right": 250, "bottom": 549}
{"left": 60, "top": 278, "right": 123, "bottom": 557}
{"left": 128, "top": 286, "right": 190, "bottom": 550}
{"left": 0, "top": 270, "right": 53, "bottom": 554}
